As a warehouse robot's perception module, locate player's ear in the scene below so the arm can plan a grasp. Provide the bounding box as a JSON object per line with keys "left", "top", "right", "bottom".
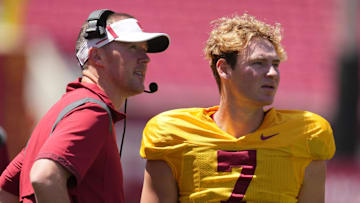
{"left": 88, "top": 47, "right": 105, "bottom": 68}
{"left": 216, "top": 58, "right": 232, "bottom": 79}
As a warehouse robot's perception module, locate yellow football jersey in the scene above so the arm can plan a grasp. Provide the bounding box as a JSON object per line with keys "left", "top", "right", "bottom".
{"left": 140, "top": 106, "right": 336, "bottom": 203}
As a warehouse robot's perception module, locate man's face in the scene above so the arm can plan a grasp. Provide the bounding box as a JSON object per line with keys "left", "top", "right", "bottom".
{"left": 226, "top": 37, "right": 280, "bottom": 107}
{"left": 101, "top": 41, "right": 150, "bottom": 97}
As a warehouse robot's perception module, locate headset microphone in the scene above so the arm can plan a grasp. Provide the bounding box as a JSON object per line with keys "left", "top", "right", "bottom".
{"left": 120, "top": 82, "right": 158, "bottom": 158}
{"left": 144, "top": 82, "right": 158, "bottom": 93}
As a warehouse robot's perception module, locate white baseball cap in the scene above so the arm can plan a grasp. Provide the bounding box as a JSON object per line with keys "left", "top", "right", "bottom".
{"left": 76, "top": 18, "right": 170, "bottom": 66}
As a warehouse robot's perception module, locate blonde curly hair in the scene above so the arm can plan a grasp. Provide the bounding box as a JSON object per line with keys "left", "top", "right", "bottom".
{"left": 204, "top": 13, "right": 287, "bottom": 92}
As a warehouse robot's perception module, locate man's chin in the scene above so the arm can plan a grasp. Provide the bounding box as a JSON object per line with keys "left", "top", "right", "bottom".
{"left": 135, "top": 86, "right": 145, "bottom": 95}
{"left": 122, "top": 86, "right": 144, "bottom": 97}
{"left": 131, "top": 89, "right": 144, "bottom": 96}
{"left": 258, "top": 98, "right": 275, "bottom": 106}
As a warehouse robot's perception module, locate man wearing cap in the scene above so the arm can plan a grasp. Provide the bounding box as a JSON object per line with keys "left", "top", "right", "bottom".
{"left": 0, "top": 10, "right": 169, "bottom": 203}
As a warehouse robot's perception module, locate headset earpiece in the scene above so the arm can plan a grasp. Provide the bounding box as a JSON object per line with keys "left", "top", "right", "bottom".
{"left": 85, "top": 9, "right": 114, "bottom": 39}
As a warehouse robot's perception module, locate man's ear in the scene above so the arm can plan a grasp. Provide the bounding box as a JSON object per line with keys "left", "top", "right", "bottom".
{"left": 216, "top": 58, "right": 232, "bottom": 79}
{"left": 88, "top": 48, "right": 104, "bottom": 68}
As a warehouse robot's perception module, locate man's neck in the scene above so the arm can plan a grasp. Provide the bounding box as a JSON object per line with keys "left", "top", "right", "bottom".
{"left": 81, "top": 72, "right": 126, "bottom": 110}
{"left": 213, "top": 98, "right": 264, "bottom": 138}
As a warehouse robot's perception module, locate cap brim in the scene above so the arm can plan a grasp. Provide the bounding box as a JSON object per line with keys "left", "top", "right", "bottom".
{"left": 113, "top": 32, "right": 169, "bottom": 53}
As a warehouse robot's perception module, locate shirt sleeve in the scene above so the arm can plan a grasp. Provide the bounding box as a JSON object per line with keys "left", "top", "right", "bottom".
{"left": 0, "top": 148, "right": 24, "bottom": 196}
{"left": 140, "top": 115, "right": 185, "bottom": 178}
{"left": 306, "top": 116, "right": 336, "bottom": 160}
{"left": 36, "top": 103, "right": 111, "bottom": 184}
{"left": 0, "top": 142, "right": 9, "bottom": 174}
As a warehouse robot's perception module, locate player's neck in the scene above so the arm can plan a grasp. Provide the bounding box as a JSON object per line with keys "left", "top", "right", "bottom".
{"left": 214, "top": 99, "right": 264, "bottom": 138}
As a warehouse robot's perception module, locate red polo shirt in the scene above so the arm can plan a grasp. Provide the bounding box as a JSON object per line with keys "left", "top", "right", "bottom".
{"left": 2, "top": 79, "right": 126, "bottom": 203}
{"left": 0, "top": 148, "right": 22, "bottom": 196}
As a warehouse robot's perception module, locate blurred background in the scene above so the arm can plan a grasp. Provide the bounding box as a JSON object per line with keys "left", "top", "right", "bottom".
{"left": 0, "top": 0, "right": 358, "bottom": 202}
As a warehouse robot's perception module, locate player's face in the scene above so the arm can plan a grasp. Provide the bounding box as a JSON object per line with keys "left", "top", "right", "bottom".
{"left": 228, "top": 37, "right": 280, "bottom": 107}
{"left": 101, "top": 41, "right": 150, "bottom": 97}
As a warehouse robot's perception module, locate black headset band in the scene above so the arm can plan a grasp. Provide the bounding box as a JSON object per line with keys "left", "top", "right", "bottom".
{"left": 84, "top": 9, "right": 115, "bottom": 39}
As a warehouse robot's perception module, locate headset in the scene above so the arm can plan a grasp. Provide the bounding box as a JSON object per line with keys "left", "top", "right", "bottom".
{"left": 119, "top": 83, "right": 157, "bottom": 158}
{"left": 84, "top": 9, "right": 114, "bottom": 40}
{"left": 84, "top": 9, "right": 159, "bottom": 157}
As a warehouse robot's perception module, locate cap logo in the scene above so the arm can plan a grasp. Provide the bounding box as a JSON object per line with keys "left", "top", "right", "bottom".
{"left": 106, "top": 25, "right": 119, "bottom": 39}
{"left": 137, "top": 22, "right": 144, "bottom": 30}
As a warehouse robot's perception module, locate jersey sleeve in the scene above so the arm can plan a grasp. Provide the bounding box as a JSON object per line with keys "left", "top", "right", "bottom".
{"left": 306, "top": 115, "right": 336, "bottom": 160}
{"left": 140, "top": 115, "right": 185, "bottom": 178}
{"left": 0, "top": 148, "right": 24, "bottom": 196}
{"left": 36, "top": 104, "right": 110, "bottom": 184}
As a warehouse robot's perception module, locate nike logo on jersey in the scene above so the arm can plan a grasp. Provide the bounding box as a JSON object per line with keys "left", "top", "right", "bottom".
{"left": 260, "top": 133, "right": 279, "bottom": 140}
